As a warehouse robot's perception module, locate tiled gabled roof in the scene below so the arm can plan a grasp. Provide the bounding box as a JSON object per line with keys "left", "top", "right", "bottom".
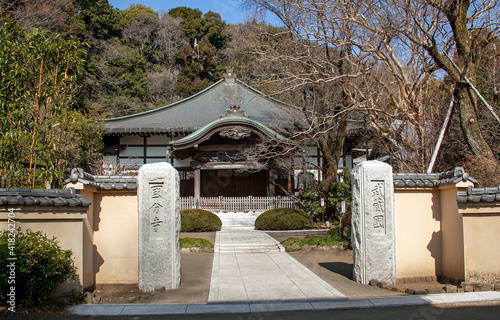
{"left": 0, "top": 188, "right": 91, "bottom": 207}
{"left": 393, "top": 167, "right": 477, "bottom": 188}
{"left": 104, "top": 76, "right": 297, "bottom": 134}
{"left": 457, "top": 186, "right": 500, "bottom": 203}
{"left": 68, "top": 168, "right": 138, "bottom": 190}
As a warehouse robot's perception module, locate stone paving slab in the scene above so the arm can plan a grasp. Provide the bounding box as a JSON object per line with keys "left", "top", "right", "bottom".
{"left": 68, "top": 292, "right": 500, "bottom": 316}
{"left": 208, "top": 229, "right": 346, "bottom": 302}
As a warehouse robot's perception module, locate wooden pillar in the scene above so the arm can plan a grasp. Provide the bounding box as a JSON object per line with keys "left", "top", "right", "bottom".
{"left": 194, "top": 168, "right": 201, "bottom": 200}
{"left": 142, "top": 134, "right": 149, "bottom": 165}
{"left": 268, "top": 169, "right": 275, "bottom": 196}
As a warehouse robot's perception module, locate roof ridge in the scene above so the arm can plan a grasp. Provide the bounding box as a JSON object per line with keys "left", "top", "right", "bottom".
{"left": 104, "top": 79, "right": 225, "bottom": 122}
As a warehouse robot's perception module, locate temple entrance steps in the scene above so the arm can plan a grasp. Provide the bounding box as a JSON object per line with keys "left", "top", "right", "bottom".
{"left": 213, "top": 211, "right": 262, "bottom": 229}
{"left": 214, "top": 228, "right": 285, "bottom": 253}
{"left": 218, "top": 242, "right": 284, "bottom": 253}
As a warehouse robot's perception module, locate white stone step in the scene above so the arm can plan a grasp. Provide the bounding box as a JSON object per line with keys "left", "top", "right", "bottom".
{"left": 218, "top": 243, "right": 284, "bottom": 252}
{"left": 214, "top": 212, "right": 263, "bottom": 228}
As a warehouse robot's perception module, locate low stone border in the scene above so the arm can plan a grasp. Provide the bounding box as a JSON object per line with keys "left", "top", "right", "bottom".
{"left": 372, "top": 279, "right": 500, "bottom": 295}
{"left": 84, "top": 292, "right": 151, "bottom": 304}
{"left": 283, "top": 244, "right": 345, "bottom": 252}
{"left": 83, "top": 284, "right": 159, "bottom": 304}
{"left": 397, "top": 276, "right": 438, "bottom": 284}
{"left": 460, "top": 282, "right": 500, "bottom": 293}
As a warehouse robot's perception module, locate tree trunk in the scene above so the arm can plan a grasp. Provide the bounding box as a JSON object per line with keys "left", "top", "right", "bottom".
{"left": 455, "top": 83, "right": 496, "bottom": 159}
{"left": 319, "top": 114, "right": 349, "bottom": 196}
{"left": 443, "top": 0, "right": 498, "bottom": 162}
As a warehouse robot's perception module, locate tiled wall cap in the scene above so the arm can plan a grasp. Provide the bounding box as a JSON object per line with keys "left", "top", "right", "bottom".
{"left": 0, "top": 187, "right": 91, "bottom": 207}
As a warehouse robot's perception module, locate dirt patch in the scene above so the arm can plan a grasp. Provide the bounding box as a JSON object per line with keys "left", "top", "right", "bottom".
{"left": 270, "top": 230, "right": 449, "bottom": 298}
{"left": 85, "top": 232, "right": 216, "bottom": 304}
{"left": 288, "top": 250, "right": 401, "bottom": 298}
{"left": 180, "top": 231, "right": 216, "bottom": 243}
{"left": 84, "top": 252, "right": 214, "bottom": 304}
{"left": 138, "top": 252, "right": 213, "bottom": 303}
{"left": 84, "top": 284, "right": 154, "bottom": 304}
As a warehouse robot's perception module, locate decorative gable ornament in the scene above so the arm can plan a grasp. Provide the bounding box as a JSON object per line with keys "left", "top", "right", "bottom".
{"left": 219, "top": 128, "right": 252, "bottom": 139}
{"left": 222, "top": 105, "right": 247, "bottom": 118}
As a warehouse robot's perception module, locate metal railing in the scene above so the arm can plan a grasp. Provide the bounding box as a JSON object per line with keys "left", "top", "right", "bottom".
{"left": 180, "top": 196, "right": 299, "bottom": 212}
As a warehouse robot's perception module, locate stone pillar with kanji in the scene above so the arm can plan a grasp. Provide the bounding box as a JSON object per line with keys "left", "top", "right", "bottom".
{"left": 138, "top": 162, "right": 181, "bottom": 292}
{"left": 351, "top": 161, "right": 396, "bottom": 286}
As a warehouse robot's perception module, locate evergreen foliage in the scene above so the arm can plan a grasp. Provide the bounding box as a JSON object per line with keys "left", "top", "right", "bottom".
{"left": 121, "top": 4, "right": 158, "bottom": 24}
{"left": 254, "top": 208, "right": 313, "bottom": 230}
{"left": 0, "top": 22, "right": 103, "bottom": 188}
{"left": 181, "top": 209, "right": 222, "bottom": 232}
{"left": 0, "top": 228, "right": 77, "bottom": 306}
{"left": 169, "top": 6, "right": 229, "bottom": 97}
{"left": 74, "top": 0, "right": 125, "bottom": 39}
{"left": 299, "top": 169, "right": 351, "bottom": 222}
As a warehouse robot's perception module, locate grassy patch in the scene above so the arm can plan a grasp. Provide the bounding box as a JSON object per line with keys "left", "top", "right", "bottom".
{"left": 280, "top": 227, "right": 343, "bottom": 249}
{"left": 179, "top": 237, "right": 214, "bottom": 249}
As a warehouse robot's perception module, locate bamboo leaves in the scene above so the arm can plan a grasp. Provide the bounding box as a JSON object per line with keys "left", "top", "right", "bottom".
{"left": 0, "top": 22, "right": 99, "bottom": 188}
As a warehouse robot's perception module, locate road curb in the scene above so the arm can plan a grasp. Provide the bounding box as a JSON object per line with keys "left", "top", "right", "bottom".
{"left": 68, "top": 291, "right": 500, "bottom": 316}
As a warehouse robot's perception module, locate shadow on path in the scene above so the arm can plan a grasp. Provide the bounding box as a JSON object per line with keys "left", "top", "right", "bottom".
{"left": 319, "top": 262, "right": 353, "bottom": 279}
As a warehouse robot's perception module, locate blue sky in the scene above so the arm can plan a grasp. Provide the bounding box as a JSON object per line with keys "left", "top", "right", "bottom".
{"left": 108, "top": 0, "right": 249, "bottom": 24}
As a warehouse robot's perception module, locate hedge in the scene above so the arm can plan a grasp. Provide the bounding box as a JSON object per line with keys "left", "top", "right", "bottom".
{"left": 181, "top": 209, "right": 222, "bottom": 232}
{"left": 254, "top": 208, "right": 313, "bottom": 230}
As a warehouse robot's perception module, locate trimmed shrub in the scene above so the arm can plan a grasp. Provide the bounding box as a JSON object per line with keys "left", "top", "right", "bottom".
{"left": 181, "top": 209, "right": 222, "bottom": 232}
{"left": 0, "top": 228, "right": 77, "bottom": 306}
{"left": 254, "top": 208, "right": 313, "bottom": 230}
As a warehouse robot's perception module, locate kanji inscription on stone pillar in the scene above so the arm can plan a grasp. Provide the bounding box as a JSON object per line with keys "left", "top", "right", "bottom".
{"left": 351, "top": 161, "right": 396, "bottom": 286}
{"left": 138, "top": 163, "right": 181, "bottom": 292}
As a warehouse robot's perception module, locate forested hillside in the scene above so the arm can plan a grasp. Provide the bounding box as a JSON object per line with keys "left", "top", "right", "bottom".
{"left": 1, "top": 0, "right": 498, "bottom": 189}
{"left": 0, "top": 1, "right": 246, "bottom": 188}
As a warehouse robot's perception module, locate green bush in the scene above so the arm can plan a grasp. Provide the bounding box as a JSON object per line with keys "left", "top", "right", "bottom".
{"left": 325, "top": 227, "right": 343, "bottom": 241}
{"left": 181, "top": 209, "right": 222, "bottom": 232}
{"left": 0, "top": 228, "right": 77, "bottom": 306}
{"left": 254, "top": 208, "right": 313, "bottom": 230}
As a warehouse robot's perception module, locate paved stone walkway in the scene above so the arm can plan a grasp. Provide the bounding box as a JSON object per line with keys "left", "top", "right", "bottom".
{"left": 208, "top": 228, "right": 346, "bottom": 302}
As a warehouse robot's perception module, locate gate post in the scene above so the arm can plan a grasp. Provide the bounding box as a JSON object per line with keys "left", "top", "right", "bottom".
{"left": 138, "top": 162, "right": 181, "bottom": 292}
{"left": 351, "top": 161, "right": 396, "bottom": 285}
